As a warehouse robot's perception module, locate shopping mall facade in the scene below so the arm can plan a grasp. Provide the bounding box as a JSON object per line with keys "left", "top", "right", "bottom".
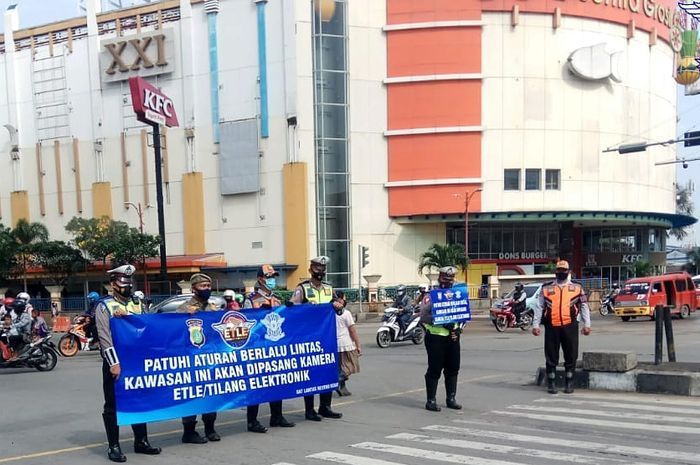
{"left": 0, "top": 0, "right": 692, "bottom": 292}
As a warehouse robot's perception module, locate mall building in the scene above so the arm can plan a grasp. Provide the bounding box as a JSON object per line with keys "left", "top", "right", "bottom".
{"left": 0, "top": 0, "right": 692, "bottom": 292}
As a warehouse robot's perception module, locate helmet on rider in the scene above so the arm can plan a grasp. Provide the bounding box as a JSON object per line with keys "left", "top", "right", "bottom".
{"left": 87, "top": 291, "right": 100, "bottom": 303}
{"left": 515, "top": 282, "right": 524, "bottom": 292}
{"left": 16, "top": 291, "right": 30, "bottom": 303}
{"left": 9, "top": 299, "right": 27, "bottom": 314}
{"left": 612, "top": 283, "right": 620, "bottom": 289}
{"left": 396, "top": 284, "right": 406, "bottom": 297}
{"left": 418, "top": 284, "right": 429, "bottom": 293}
{"left": 133, "top": 290, "right": 145, "bottom": 300}
{"left": 223, "top": 289, "right": 235, "bottom": 301}
{"left": 3, "top": 297, "right": 14, "bottom": 307}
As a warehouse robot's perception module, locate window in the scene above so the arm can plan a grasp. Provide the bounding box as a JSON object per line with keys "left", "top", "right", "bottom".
{"left": 525, "top": 169, "right": 541, "bottom": 190}
{"left": 545, "top": 169, "right": 560, "bottom": 190}
{"left": 676, "top": 280, "right": 687, "bottom": 292}
{"left": 504, "top": 169, "right": 520, "bottom": 190}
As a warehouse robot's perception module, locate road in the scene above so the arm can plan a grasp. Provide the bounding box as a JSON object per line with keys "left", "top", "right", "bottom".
{"left": 1, "top": 313, "right": 699, "bottom": 465}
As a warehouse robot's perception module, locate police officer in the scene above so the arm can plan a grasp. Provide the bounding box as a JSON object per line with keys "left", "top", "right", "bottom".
{"left": 177, "top": 273, "right": 220, "bottom": 444}
{"left": 243, "top": 264, "right": 296, "bottom": 432}
{"left": 96, "top": 264, "right": 161, "bottom": 463}
{"left": 419, "top": 266, "right": 463, "bottom": 412}
{"left": 532, "top": 260, "right": 592, "bottom": 394}
{"left": 289, "top": 256, "right": 343, "bottom": 421}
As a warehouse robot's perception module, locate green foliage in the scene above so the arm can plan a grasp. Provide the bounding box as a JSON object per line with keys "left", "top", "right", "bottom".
{"left": 0, "top": 224, "right": 18, "bottom": 281}
{"left": 11, "top": 219, "right": 50, "bottom": 289}
{"left": 109, "top": 229, "right": 161, "bottom": 267}
{"left": 417, "top": 243, "right": 468, "bottom": 276}
{"left": 541, "top": 262, "right": 557, "bottom": 273}
{"left": 633, "top": 260, "right": 654, "bottom": 278}
{"left": 686, "top": 247, "right": 700, "bottom": 275}
{"left": 670, "top": 184, "right": 694, "bottom": 241}
{"left": 30, "top": 241, "right": 86, "bottom": 285}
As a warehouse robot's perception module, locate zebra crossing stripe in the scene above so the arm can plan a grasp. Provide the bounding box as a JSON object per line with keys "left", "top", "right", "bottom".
{"left": 350, "top": 441, "right": 529, "bottom": 465}
{"left": 509, "top": 404, "right": 700, "bottom": 425}
{"left": 308, "top": 451, "right": 407, "bottom": 465}
{"left": 434, "top": 424, "right": 700, "bottom": 463}
{"left": 565, "top": 392, "right": 700, "bottom": 407}
{"left": 386, "top": 432, "right": 648, "bottom": 465}
{"left": 489, "top": 410, "right": 700, "bottom": 435}
{"left": 534, "top": 398, "right": 700, "bottom": 415}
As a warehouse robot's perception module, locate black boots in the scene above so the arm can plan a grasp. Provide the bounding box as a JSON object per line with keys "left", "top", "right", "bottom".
{"left": 319, "top": 405, "right": 343, "bottom": 419}
{"left": 270, "top": 415, "right": 295, "bottom": 427}
{"left": 107, "top": 444, "right": 126, "bottom": 463}
{"left": 425, "top": 376, "right": 441, "bottom": 412}
{"left": 247, "top": 420, "right": 268, "bottom": 433}
{"left": 134, "top": 439, "right": 161, "bottom": 455}
{"left": 204, "top": 419, "right": 220, "bottom": 441}
{"left": 336, "top": 379, "right": 352, "bottom": 396}
{"left": 182, "top": 421, "right": 208, "bottom": 444}
{"left": 564, "top": 370, "right": 574, "bottom": 394}
{"left": 445, "top": 376, "right": 462, "bottom": 410}
{"left": 546, "top": 372, "right": 558, "bottom": 394}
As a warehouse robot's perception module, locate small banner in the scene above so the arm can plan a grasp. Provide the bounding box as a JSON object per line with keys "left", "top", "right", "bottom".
{"left": 430, "top": 284, "right": 471, "bottom": 325}
{"left": 111, "top": 304, "right": 338, "bottom": 425}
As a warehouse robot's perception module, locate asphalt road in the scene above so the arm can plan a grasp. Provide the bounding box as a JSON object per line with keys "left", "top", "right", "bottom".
{"left": 1, "top": 313, "right": 700, "bottom": 465}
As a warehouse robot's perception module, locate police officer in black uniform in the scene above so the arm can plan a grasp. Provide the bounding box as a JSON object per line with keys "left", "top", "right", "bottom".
{"left": 95, "top": 265, "right": 161, "bottom": 463}
{"left": 288, "top": 256, "right": 343, "bottom": 421}
{"left": 418, "top": 266, "right": 463, "bottom": 412}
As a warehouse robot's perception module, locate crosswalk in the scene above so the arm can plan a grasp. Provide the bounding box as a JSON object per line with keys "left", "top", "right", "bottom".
{"left": 271, "top": 392, "right": 700, "bottom": 465}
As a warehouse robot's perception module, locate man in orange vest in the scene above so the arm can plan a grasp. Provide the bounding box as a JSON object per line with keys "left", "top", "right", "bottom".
{"left": 532, "top": 260, "right": 591, "bottom": 394}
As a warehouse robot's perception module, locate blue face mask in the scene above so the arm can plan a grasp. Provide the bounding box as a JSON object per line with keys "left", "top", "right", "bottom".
{"left": 265, "top": 278, "right": 277, "bottom": 290}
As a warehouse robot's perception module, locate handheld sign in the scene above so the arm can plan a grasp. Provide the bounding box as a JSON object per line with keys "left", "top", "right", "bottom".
{"left": 430, "top": 284, "right": 471, "bottom": 325}
{"left": 128, "top": 76, "right": 179, "bottom": 127}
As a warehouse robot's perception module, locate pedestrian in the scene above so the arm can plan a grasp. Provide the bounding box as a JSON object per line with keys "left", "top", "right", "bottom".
{"left": 95, "top": 264, "right": 161, "bottom": 463}
{"left": 288, "top": 256, "right": 343, "bottom": 421}
{"left": 419, "top": 266, "right": 463, "bottom": 412}
{"left": 333, "top": 290, "right": 361, "bottom": 397}
{"left": 243, "top": 264, "right": 296, "bottom": 432}
{"left": 177, "top": 273, "right": 221, "bottom": 444}
{"left": 532, "top": 260, "right": 592, "bottom": 394}
{"left": 31, "top": 308, "right": 48, "bottom": 340}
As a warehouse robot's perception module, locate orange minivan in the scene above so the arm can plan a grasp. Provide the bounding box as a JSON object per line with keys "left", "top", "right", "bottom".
{"left": 613, "top": 272, "right": 699, "bottom": 321}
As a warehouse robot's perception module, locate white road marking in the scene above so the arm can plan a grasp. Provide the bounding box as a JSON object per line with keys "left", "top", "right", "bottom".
{"left": 350, "top": 441, "right": 529, "bottom": 465}
{"left": 509, "top": 404, "right": 700, "bottom": 425}
{"left": 386, "top": 432, "right": 650, "bottom": 465}
{"left": 308, "top": 452, "right": 407, "bottom": 465}
{"left": 534, "top": 398, "right": 700, "bottom": 415}
{"left": 430, "top": 424, "right": 700, "bottom": 463}
{"left": 565, "top": 392, "right": 700, "bottom": 407}
{"left": 488, "top": 410, "right": 700, "bottom": 435}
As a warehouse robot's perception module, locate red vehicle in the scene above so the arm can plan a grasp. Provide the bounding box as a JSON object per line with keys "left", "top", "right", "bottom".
{"left": 489, "top": 299, "right": 533, "bottom": 332}
{"left": 614, "top": 272, "right": 699, "bottom": 322}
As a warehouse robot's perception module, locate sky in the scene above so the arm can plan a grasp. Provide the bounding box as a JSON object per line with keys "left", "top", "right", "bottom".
{"left": 0, "top": 0, "right": 699, "bottom": 247}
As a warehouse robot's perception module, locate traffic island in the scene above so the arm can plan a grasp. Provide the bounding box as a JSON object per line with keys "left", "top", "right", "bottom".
{"left": 535, "top": 352, "right": 700, "bottom": 396}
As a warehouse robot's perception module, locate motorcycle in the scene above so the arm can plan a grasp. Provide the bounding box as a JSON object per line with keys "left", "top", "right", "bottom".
{"left": 489, "top": 299, "right": 533, "bottom": 332}
{"left": 376, "top": 306, "right": 425, "bottom": 348}
{"left": 599, "top": 294, "right": 615, "bottom": 316}
{"left": 58, "top": 316, "right": 99, "bottom": 357}
{"left": 0, "top": 330, "right": 59, "bottom": 371}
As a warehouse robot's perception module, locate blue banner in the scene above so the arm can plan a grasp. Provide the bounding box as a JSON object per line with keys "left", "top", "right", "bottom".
{"left": 430, "top": 284, "right": 471, "bottom": 325}
{"left": 111, "top": 304, "right": 339, "bottom": 425}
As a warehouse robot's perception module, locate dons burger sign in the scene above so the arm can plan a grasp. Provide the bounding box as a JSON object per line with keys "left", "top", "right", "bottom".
{"left": 128, "top": 77, "right": 179, "bottom": 128}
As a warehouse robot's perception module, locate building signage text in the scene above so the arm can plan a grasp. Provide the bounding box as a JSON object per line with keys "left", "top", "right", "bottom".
{"left": 100, "top": 29, "right": 175, "bottom": 83}
{"left": 128, "top": 76, "right": 179, "bottom": 128}
{"left": 578, "top": 0, "right": 680, "bottom": 29}
{"left": 498, "top": 252, "right": 548, "bottom": 260}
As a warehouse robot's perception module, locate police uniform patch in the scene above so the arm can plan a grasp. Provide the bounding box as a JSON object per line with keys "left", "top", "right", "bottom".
{"left": 186, "top": 319, "right": 206, "bottom": 348}
{"left": 262, "top": 312, "right": 285, "bottom": 342}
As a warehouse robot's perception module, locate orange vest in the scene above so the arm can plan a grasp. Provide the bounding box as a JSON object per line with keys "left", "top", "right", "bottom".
{"left": 248, "top": 292, "right": 281, "bottom": 309}
{"left": 542, "top": 282, "right": 583, "bottom": 327}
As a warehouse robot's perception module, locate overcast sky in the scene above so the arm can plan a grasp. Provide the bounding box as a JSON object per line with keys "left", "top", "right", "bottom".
{"left": 0, "top": 0, "right": 699, "bottom": 247}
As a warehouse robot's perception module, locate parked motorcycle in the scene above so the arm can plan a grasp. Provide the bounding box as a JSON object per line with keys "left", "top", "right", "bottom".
{"left": 489, "top": 299, "right": 533, "bottom": 332}
{"left": 58, "top": 316, "right": 99, "bottom": 357}
{"left": 0, "top": 331, "right": 59, "bottom": 371}
{"left": 599, "top": 294, "right": 615, "bottom": 316}
{"left": 376, "top": 307, "right": 425, "bottom": 348}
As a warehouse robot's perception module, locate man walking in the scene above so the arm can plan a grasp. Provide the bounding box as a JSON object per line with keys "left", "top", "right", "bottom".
{"left": 532, "top": 260, "right": 592, "bottom": 394}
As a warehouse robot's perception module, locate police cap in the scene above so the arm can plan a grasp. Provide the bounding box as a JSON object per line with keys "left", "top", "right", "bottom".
{"left": 310, "top": 256, "right": 330, "bottom": 266}
{"left": 555, "top": 260, "right": 570, "bottom": 271}
{"left": 438, "top": 266, "right": 457, "bottom": 277}
{"left": 190, "top": 273, "right": 213, "bottom": 285}
{"left": 107, "top": 264, "right": 135, "bottom": 278}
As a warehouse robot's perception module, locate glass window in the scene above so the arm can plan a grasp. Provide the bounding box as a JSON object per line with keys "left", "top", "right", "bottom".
{"left": 525, "top": 169, "right": 541, "bottom": 190}
{"left": 317, "top": 174, "right": 348, "bottom": 206}
{"left": 315, "top": 71, "right": 346, "bottom": 104}
{"left": 315, "top": 104, "right": 347, "bottom": 139}
{"left": 545, "top": 169, "right": 560, "bottom": 190}
{"left": 314, "top": 35, "right": 347, "bottom": 71}
{"left": 525, "top": 227, "right": 536, "bottom": 251}
{"left": 676, "top": 279, "right": 687, "bottom": 292}
{"left": 502, "top": 230, "right": 514, "bottom": 252}
{"left": 504, "top": 169, "right": 520, "bottom": 190}
{"left": 316, "top": 138, "right": 347, "bottom": 173}
{"left": 318, "top": 207, "right": 349, "bottom": 240}
{"left": 478, "top": 228, "right": 492, "bottom": 256}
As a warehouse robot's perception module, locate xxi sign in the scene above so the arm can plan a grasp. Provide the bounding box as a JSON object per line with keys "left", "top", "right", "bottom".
{"left": 100, "top": 29, "right": 175, "bottom": 83}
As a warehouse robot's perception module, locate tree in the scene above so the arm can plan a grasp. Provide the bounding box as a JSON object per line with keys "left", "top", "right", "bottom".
{"left": 30, "top": 241, "right": 86, "bottom": 286}
{"left": 109, "top": 228, "right": 160, "bottom": 268}
{"left": 11, "top": 219, "right": 50, "bottom": 291}
{"left": 418, "top": 243, "right": 469, "bottom": 276}
{"left": 0, "top": 224, "right": 18, "bottom": 282}
{"left": 633, "top": 260, "right": 654, "bottom": 278}
{"left": 670, "top": 184, "right": 694, "bottom": 241}
{"left": 65, "top": 217, "right": 117, "bottom": 266}
{"left": 686, "top": 247, "right": 700, "bottom": 275}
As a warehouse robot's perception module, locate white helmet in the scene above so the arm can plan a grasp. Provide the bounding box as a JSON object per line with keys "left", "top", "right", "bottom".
{"left": 223, "top": 289, "right": 235, "bottom": 299}
{"left": 17, "top": 292, "right": 30, "bottom": 302}
{"left": 133, "top": 290, "right": 145, "bottom": 300}
{"left": 419, "top": 284, "right": 429, "bottom": 292}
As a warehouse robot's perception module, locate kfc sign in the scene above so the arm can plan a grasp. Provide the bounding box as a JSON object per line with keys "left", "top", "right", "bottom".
{"left": 128, "top": 77, "right": 179, "bottom": 128}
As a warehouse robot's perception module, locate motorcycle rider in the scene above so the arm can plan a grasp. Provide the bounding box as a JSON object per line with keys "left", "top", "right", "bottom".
{"left": 243, "top": 265, "right": 296, "bottom": 431}
{"left": 394, "top": 285, "right": 412, "bottom": 335}
{"left": 414, "top": 284, "right": 430, "bottom": 307}
{"left": 223, "top": 289, "right": 241, "bottom": 310}
{"left": 512, "top": 283, "right": 527, "bottom": 325}
{"left": 84, "top": 291, "right": 101, "bottom": 341}
{"left": 4, "top": 300, "right": 31, "bottom": 360}
{"left": 96, "top": 264, "right": 161, "bottom": 462}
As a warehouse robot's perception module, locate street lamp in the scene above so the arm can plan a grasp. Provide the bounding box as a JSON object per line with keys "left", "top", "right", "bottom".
{"left": 461, "top": 188, "right": 483, "bottom": 286}
{"left": 124, "top": 202, "right": 149, "bottom": 294}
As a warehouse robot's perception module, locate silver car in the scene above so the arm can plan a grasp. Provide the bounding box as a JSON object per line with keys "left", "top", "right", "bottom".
{"left": 147, "top": 294, "right": 227, "bottom": 314}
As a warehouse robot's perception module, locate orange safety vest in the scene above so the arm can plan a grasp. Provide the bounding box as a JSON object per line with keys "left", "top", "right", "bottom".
{"left": 248, "top": 291, "right": 281, "bottom": 309}
{"left": 542, "top": 282, "right": 583, "bottom": 327}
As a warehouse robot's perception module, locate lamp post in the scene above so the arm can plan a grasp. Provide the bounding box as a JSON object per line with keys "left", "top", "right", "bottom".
{"left": 463, "top": 188, "right": 483, "bottom": 286}
{"left": 124, "top": 202, "right": 149, "bottom": 294}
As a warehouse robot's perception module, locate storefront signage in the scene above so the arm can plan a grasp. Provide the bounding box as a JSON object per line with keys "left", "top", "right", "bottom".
{"left": 128, "top": 76, "right": 179, "bottom": 127}
{"left": 621, "top": 254, "right": 644, "bottom": 263}
{"left": 100, "top": 29, "right": 175, "bottom": 83}
{"left": 498, "top": 252, "right": 548, "bottom": 260}
{"left": 578, "top": 0, "right": 679, "bottom": 29}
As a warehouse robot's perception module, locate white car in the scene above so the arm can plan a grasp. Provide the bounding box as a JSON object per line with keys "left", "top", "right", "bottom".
{"left": 498, "top": 283, "right": 544, "bottom": 312}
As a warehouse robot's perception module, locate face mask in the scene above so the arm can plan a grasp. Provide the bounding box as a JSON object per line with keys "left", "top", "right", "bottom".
{"left": 115, "top": 284, "right": 132, "bottom": 298}
{"left": 555, "top": 271, "right": 569, "bottom": 281}
{"left": 195, "top": 289, "right": 212, "bottom": 301}
{"left": 312, "top": 271, "right": 326, "bottom": 281}
{"left": 265, "top": 278, "right": 277, "bottom": 290}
